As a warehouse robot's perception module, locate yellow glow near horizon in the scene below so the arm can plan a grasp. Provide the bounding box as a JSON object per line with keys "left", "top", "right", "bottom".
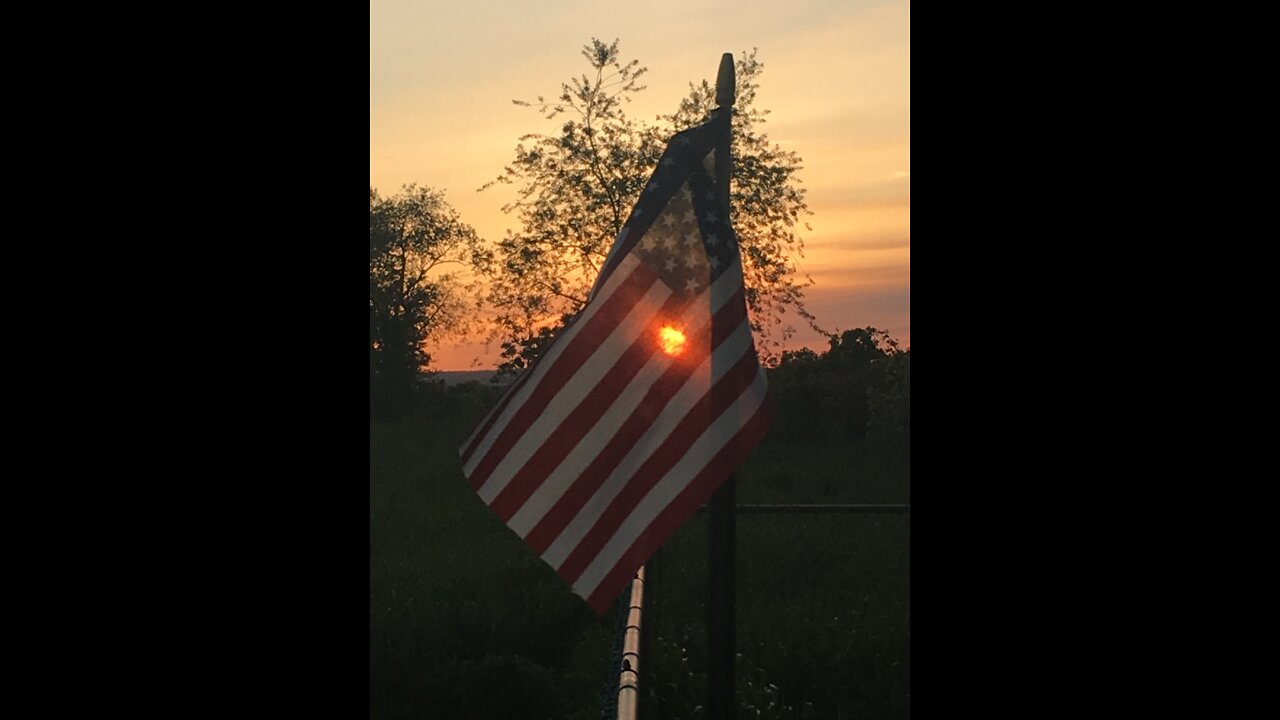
{"left": 659, "top": 326, "right": 687, "bottom": 356}
{"left": 371, "top": 0, "right": 910, "bottom": 369}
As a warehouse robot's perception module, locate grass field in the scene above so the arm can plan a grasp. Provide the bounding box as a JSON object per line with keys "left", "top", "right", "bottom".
{"left": 371, "top": 381, "right": 909, "bottom": 719}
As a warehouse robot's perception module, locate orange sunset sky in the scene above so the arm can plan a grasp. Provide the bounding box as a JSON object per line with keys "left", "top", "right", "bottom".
{"left": 370, "top": 0, "right": 909, "bottom": 370}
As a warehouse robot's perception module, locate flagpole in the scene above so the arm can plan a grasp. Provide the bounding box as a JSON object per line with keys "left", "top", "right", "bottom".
{"left": 707, "top": 51, "right": 736, "bottom": 720}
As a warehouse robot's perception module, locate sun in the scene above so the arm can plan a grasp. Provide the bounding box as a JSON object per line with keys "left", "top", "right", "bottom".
{"left": 658, "top": 326, "right": 687, "bottom": 356}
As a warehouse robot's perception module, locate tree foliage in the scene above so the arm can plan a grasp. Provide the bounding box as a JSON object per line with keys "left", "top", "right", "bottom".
{"left": 770, "top": 327, "right": 909, "bottom": 442}
{"left": 479, "top": 39, "right": 816, "bottom": 376}
{"left": 370, "top": 184, "right": 485, "bottom": 412}
{"left": 661, "top": 50, "right": 817, "bottom": 355}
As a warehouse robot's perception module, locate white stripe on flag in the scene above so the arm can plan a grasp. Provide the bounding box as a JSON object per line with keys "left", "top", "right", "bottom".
{"left": 477, "top": 279, "right": 673, "bottom": 502}
{"left": 505, "top": 276, "right": 733, "bottom": 537}
{"left": 463, "top": 254, "right": 644, "bottom": 472}
{"left": 572, "top": 368, "right": 769, "bottom": 599}
{"left": 541, "top": 318, "right": 756, "bottom": 570}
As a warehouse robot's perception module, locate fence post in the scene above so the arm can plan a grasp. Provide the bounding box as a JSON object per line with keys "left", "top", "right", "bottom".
{"left": 707, "top": 50, "right": 737, "bottom": 720}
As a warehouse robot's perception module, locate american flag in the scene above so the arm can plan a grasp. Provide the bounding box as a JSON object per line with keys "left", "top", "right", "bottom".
{"left": 459, "top": 112, "right": 771, "bottom": 613}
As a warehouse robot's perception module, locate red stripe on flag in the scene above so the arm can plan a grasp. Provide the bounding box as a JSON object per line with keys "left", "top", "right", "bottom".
{"left": 556, "top": 346, "right": 761, "bottom": 586}
{"left": 465, "top": 266, "right": 659, "bottom": 490}
{"left": 522, "top": 289, "right": 745, "bottom": 554}
{"left": 584, "top": 392, "right": 773, "bottom": 612}
{"left": 460, "top": 260, "right": 650, "bottom": 467}
{"left": 487, "top": 292, "right": 690, "bottom": 522}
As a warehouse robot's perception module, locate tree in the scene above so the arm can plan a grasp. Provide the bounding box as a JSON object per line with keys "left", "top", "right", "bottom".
{"left": 370, "top": 184, "right": 484, "bottom": 413}
{"left": 769, "top": 327, "right": 907, "bottom": 441}
{"left": 661, "top": 49, "right": 817, "bottom": 356}
{"left": 479, "top": 39, "right": 816, "bottom": 376}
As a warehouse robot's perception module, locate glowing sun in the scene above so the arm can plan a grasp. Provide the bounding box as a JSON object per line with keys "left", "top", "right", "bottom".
{"left": 658, "top": 326, "right": 687, "bottom": 356}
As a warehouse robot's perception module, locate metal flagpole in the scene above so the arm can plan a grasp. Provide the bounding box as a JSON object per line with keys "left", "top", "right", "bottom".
{"left": 707, "top": 51, "right": 736, "bottom": 720}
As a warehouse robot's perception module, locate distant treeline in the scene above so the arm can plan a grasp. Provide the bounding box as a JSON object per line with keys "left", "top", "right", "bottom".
{"left": 377, "top": 326, "right": 909, "bottom": 452}
{"left": 769, "top": 327, "right": 909, "bottom": 444}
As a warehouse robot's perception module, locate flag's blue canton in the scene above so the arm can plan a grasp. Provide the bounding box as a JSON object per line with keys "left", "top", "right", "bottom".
{"left": 615, "top": 114, "right": 736, "bottom": 299}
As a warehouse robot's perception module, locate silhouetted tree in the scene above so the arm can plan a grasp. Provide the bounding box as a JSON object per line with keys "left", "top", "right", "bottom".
{"left": 868, "top": 345, "right": 909, "bottom": 442}
{"left": 770, "top": 327, "right": 907, "bottom": 441}
{"left": 479, "top": 39, "right": 816, "bottom": 377}
{"left": 370, "top": 184, "right": 485, "bottom": 415}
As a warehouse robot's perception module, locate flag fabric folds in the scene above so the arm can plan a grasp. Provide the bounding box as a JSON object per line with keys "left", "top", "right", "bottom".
{"left": 459, "top": 112, "right": 771, "bottom": 613}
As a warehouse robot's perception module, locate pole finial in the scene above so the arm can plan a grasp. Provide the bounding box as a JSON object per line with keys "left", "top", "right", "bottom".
{"left": 715, "top": 53, "right": 735, "bottom": 108}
